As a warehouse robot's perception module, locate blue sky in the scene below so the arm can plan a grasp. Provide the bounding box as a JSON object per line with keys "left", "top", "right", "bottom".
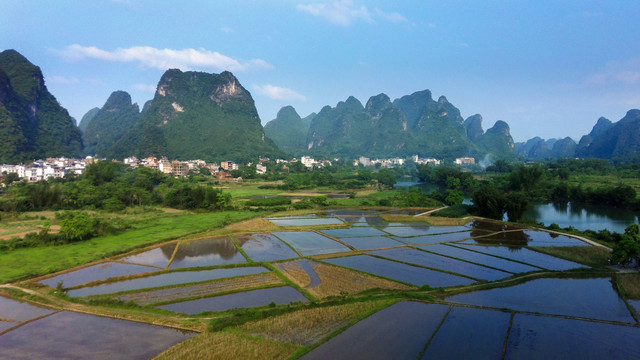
{"left": 1, "top": 0, "right": 639, "bottom": 142}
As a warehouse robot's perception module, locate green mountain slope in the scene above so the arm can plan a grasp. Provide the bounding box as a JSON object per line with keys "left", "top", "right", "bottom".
{"left": 0, "top": 49, "right": 83, "bottom": 163}
{"left": 264, "top": 106, "right": 309, "bottom": 156}
{"left": 82, "top": 91, "right": 140, "bottom": 157}
{"left": 78, "top": 107, "right": 100, "bottom": 132}
{"left": 110, "top": 69, "right": 281, "bottom": 162}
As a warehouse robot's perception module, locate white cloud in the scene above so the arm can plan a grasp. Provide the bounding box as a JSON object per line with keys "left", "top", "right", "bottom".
{"left": 297, "top": 1, "right": 406, "bottom": 26}
{"left": 252, "top": 84, "right": 306, "bottom": 102}
{"left": 586, "top": 58, "right": 640, "bottom": 86}
{"left": 374, "top": 8, "right": 407, "bottom": 24}
{"left": 55, "top": 44, "right": 273, "bottom": 72}
{"left": 132, "top": 83, "right": 157, "bottom": 93}
{"left": 47, "top": 75, "right": 79, "bottom": 84}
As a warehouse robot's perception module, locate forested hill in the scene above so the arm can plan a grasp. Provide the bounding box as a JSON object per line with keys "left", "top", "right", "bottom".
{"left": 266, "top": 90, "right": 516, "bottom": 160}
{"left": 0, "top": 49, "right": 83, "bottom": 163}
{"left": 107, "top": 69, "right": 283, "bottom": 162}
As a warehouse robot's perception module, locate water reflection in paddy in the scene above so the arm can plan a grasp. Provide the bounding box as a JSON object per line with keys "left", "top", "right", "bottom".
{"left": 337, "top": 236, "right": 404, "bottom": 250}
{"left": 273, "top": 231, "right": 350, "bottom": 255}
{"left": 379, "top": 225, "right": 468, "bottom": 237}
{"left": 267, "top": 217, "right": 344, "bottom": 226}
{"left": 422, "top": 306, "right": 511, "bottom": 360}
{"left": 158, "top": 286, "right": 307, "bottom": 314}
{"left": 39, "top": 262, "right": 157, "bottom": 289}
{"left": 168, "top": 237, "right": 246, "bottom": 269}
{"left": 505, "top": 313, "right": 640, "bottom": 360}
{"left": 66, "top": 267, "right": 269, "bottom": 297}
{"left": 455, "top": 244, "right": 583, "bottom": 270}
{"left": 0, "top": 311, "right": 194, "bottom": 360}
{"left": 235, "top": 233, "right": 299, "bottom": 261}
{"left": 325, "top": 255, "right": 474, "bottom": 287}
{"left": 419, "top": 244, "right": 538, "bottom": 273}
{"left": 368, "top": 248, "right": 511, "bottom": 281}
{"left": 394, "top": 231, "right": 475, "bottom": 245}
{"left": 464, "top": 230, "right": 587, "bottom": 247}
{"left": 0, "top": 296, "right": 54, "bottom": 322}
{"left": 302, "top": 302, "right": 449, "bottom": 360}
{"left": 446, "top": 277, "right": 635, "bottom": 322}
{"left": 118, "top": 243, "right": 177, "bottom": 268}
{"left": 320, "top": 226, "right": 387, "bottom": 238}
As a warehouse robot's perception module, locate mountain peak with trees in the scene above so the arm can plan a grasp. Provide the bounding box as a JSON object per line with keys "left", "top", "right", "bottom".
{"left": 0, "top": 49, "right": 83, "bottom": 163}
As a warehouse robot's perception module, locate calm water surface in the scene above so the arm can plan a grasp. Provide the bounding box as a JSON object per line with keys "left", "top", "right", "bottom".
{"left": 446, "top": 277, "right": 635, "bottom": 323}
{"left": 0, "top": 311, "right": 194, "bottom": 360}
{"left": 302, "top": 302, "right": 449, "bottom": 360}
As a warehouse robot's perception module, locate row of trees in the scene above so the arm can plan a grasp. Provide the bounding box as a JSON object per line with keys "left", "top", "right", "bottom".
{"left": 0, "top": 161, "right": 231, "bottom": 213}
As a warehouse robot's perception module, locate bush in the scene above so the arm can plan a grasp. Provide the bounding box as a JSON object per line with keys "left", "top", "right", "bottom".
{"left": 292, "top": 200, "right": 313, "bottom": 210}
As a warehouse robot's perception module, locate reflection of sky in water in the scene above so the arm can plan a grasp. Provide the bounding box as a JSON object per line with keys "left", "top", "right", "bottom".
{"left": 447, "top": 277, "right": 634, "bottom": 323}
{"left": 236, "top": 233, "right": 299, "bottom": 261}
{"left": 325, "top": 255, "right": 475, "bottom": 287}
{"left": 39, "top": 262, "right": 157, "bottom": 288}
{"left": 455, "top": 244, "right": 583, "bottom": 271}
{"left": 521, "top": 202, "right": 639, "bottom": 233}
{"left": 420, "top": 244, "right": 538, "bottom": 273}
{"left": 505, "top": 313, "right": 640, "bottom": 359}
{"left": 168, "top": 237, "right": 246, "bottom": 269}
{"left": 158, "top": 286, "right": 307, "bottom": 314}
{"left": 423, "top": 306, "right": 510, "bottom": 360}
{"left": 0, "top": 311, "right": 194, "bottom": 359}
{"left": 0, "top": 296, "right": 54, "bottom": 322}
{"left": 119, "top": 245, "right": 176, "bottom": 268}
{"left": 66, "top": 267, "right": 267, "bottom": 297}
{"left": 303, "top": 302, "right": 449, "bottom": 360}
{"left": 368, "top": 247, "right": 511, "bottom": 281}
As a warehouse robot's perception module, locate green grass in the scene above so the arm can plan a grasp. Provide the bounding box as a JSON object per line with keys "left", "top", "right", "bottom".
{"left": 531, "top": 246, "right": 612, "bottom": 267}
{"left": 220, "top": 185, "right": 284, "bottom": 199}
{"left": 0, "top": 211, "right": 258, "bottom": 283}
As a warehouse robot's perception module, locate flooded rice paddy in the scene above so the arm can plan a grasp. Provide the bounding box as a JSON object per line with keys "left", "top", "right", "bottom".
{"left": 38, "top": 262, "right": 158, "bottom": 288}
{"left": 235, "top": 233, "right": 300, "bottom": 261}
{"left": 272, "top": 231, "right": 351, "bottom": 255}
{"left": 446, "top": 276, "right": 634, "bottom": 323}
{"left": 157, "top": 286, "right": 308, "bottom": 314}
{"left": 0, "top": 310, "right": 194, "bottom": 359}
{"left": 454, "top": 244, "right": 585, "bottom": 270}
{"left": 367, "top": 247, "right": 512, "bottom": 281}
{"left": 325, "top": 254, "right": 475, "bottom": 287}
{"left": 66, "top": 267, "right": 268, "bottom": 297}
{"left": 5, "top": 207, "right": 636, "bottom": 358}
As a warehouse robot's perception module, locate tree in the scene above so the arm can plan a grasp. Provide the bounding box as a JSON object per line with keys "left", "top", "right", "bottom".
{"left": 504, "top": 192, "right": 528, "bottom": 222}
{"left": 2, "top": 172, "right": 20, "bottom": 186}
{"left": 472, "top": 184, "right": 504, "bottom": 220}
{"left": 60, "top": 213, "right": 98, "bottom": 242}
{"left": 611, "top": 224, "right": 640, "bottom": 266}
{"left": 510, "top": 165, "right": 543, "bottom": 193}
{"left": 444, "top": 189, "right": 463, "bottom": 206}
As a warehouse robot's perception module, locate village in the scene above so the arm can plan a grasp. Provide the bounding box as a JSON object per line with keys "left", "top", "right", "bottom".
{"left": 0, "top": 155, "right": 476, "bottom": 183}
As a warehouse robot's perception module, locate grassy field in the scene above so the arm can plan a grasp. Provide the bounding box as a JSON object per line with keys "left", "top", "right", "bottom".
{"left": 153, "top": 330, "right": 298, "bottom": 360}
{"left": 0, "top": 211, "right": 259, "bottom": 283}
{"left": 617, "top": 273, "right": 640, "bottom": 299}
{"left": 237, "top": 300, "right": 393, "bottom": 346}
{"left": 531, "top": 246, "right": 612, "bottom": 267}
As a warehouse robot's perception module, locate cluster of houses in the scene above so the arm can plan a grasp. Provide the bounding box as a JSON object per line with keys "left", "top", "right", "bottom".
{"left": 1, "top": 153, "right": 477, "bottom": 184}
{"left": 354, "top": 155, "right": 474, "bottom": 168}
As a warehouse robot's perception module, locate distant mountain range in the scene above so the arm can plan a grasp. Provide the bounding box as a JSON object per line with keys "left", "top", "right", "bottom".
{"left": 1, "top": 49, "right": 639, "bottom": 164}
{"left": 265, "top": 90, "right": 516, "bottom": 160}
